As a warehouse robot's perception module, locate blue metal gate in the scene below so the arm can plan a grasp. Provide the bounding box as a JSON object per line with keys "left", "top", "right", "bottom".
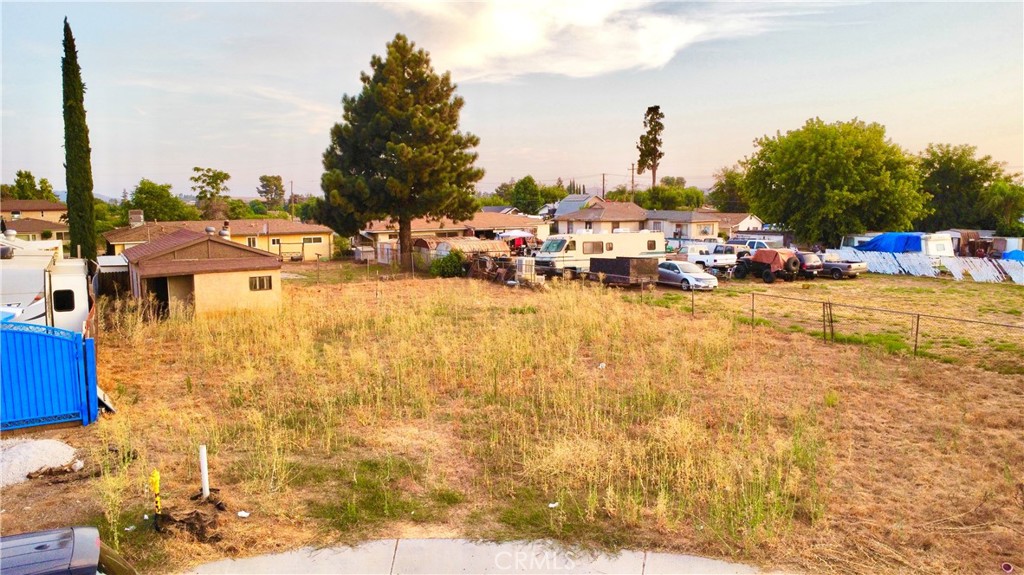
{"left": 0, "top": 321, "right": 98, "bottom": 431}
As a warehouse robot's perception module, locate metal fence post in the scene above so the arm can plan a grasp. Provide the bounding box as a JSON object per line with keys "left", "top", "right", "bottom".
{"left": 750, "top": 293, "right": 755, "bottom": 329}
{"left": 822, "top": 302, "right": 827, "bottom": 343}
{"left": 913, "top": 314, "right": 921, "bottom": 356}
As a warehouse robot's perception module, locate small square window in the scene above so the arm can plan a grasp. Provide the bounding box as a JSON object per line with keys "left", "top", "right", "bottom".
{"left": 647, "top": 240, "right": 656, "bottom": 250}
{"left": 246, "top": 237, "right": 257, "bottom": 247}
{"left": 53, "top": 289, "right": 75, "bottom": 312}
{"left": 271, "top": 238, "right": 281, "bottom": 246}
{"left": 249, "top": 276, "right": 272, "bottom": 291}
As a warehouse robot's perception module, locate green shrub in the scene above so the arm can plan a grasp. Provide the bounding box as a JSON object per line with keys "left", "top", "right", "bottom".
{"left": 430, "top": 250, "right": 466, "bottom": 278}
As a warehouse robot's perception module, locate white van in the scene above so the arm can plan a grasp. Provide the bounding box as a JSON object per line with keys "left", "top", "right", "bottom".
{"left": 534, "top": 231, "right": 665, "bottom": 276}
{"left": 0, "top": 246, "right": 90, "bottom": 332}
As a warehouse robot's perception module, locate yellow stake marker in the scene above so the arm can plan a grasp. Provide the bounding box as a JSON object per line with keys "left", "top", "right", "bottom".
{"left": 149, "top": 469, "right": 161, "bottom": 515}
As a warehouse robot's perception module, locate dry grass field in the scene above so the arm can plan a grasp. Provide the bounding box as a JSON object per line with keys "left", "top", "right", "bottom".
{"left": 1, "top": 263, "right": 1021, "bottom": 574}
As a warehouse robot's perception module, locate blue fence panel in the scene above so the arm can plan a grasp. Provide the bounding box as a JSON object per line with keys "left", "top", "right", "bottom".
{"left": 0, "top": 321, "right": 98, "bottom": 431}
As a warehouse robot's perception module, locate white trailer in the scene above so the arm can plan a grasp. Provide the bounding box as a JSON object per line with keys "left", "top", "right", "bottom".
{"left": 0, "top": 244, "right": 90, "bottom": 332}
{"left": 534, "top": 231, "right": 666, "bottom": 276}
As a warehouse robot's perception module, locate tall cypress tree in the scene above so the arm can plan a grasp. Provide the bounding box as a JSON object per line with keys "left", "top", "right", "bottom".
{"left": 62, "top": 18, "right": 96, "bottom": 260}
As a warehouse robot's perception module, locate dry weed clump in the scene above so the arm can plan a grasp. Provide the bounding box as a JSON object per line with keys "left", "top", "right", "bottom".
{"left": 75, "top": 275, "right": 1024, "bottom": 574}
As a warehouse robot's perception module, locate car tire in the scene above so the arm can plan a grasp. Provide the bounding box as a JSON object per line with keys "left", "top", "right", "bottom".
{"left": 733, "top": 264, "right": 748, "bottom": 279}
{"left": 807, "top": 272, "right": 817, "bottom": 280}
{"left": 762, "top": 270, "right": 776, "bottom": 284}
{"left": 849, "top": 273, "right": 858, "bottom": 279}
{"left": 681, "top": 279, "right": 692, "bottom": 291}
{"left": 783, "top": 274, "right": 795, "bottom": 282}
{"left": 739, "top": 251, "right": 750, "bottom": 258}
{"left": 831, "top": 268, "right": 843, "bottom": 280}
{"left": 784, "top": 257, "right": 800, "bottom": 273}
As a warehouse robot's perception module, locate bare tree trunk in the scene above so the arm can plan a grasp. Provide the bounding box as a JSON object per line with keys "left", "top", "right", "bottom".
{"left": 651, "top": 168, "right": 657, "bottom": 190}
{"left": 399, "top": 216, "right": 413, "bottom": 271}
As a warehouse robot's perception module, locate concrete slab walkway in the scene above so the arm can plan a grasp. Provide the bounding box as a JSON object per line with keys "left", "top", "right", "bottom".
{"left": 190, "top": 538, "right": 759, "bottom": 574}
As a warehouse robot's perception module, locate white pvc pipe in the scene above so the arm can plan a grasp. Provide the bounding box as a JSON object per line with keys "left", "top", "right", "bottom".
{"left": 199, "top": 445, "right": 210, "bottom": 499}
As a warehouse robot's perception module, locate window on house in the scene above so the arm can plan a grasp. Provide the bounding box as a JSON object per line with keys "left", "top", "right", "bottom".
{"left": 249, "top": 276, "right": 273, "bottom": 291}
{"left": 303, "top": 236, "right": 323, "bottom": 244}
{"left": 652, "top": 221, "right": 662, "bottom": 232}
{"left": 647, "top": 240, "right": 657, "bottom": 250}
{"left": 700, "top": 226, "right": 712, "bottom": 236}
{"left": 246, "top": 237, "right": 257, "bottom": 247}
{"left": 582, "top": 241, "right": 603, "bottom": 255}
{"left": 584, "top": 221, "right": 593, "bottom": 230}
{"left": 675, "top": 224, "right": 683, "bottom": 237}
{"left": 606, "top": 242, "right": 614, "bottom": 251}
{"left": 271, "top": 238, "right": 281, "bottom": 246}
{"left": 567, "top": 222, "right": 574, "bottom": 233}
{"left": 11, "top": 211, "right": 20, "bottom": 220}
{"left": 52, "top": 289, "right": 75, "bottom": 312}
{"left": 612, "top": 222, "right": 620, "bottom": 230}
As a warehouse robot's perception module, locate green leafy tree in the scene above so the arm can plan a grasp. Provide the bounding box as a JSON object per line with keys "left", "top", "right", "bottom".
{"left": 539, "top": 184, "right": 569, "bottom": 206}
{"left": 660, "top": 176, "right": 686, "bottom": 188}
{"left": 476, "top": 194, "right": 508, "bottom": 207}
{"left": 493, "top": 178, "right": 516, "bottom": 201}
{"left": 708, "top": 165, "right": 749, "bottom": 212}
{"left": 742, "top": 117, "right": 927, "bottom": 246}
{"left": 249, "top": 200, "right": 269, "bottom": 215}
{"left": 93, "top": 198, "right": 122, "bottom": 251}
{"left": 637, "top": 105, "right": 665, "bottom": 189}
{"left": 38, "top": 178, "right": 58, "bottom": 202}
{"left": 981, "top": 178, "right": 1024, "bottom": 236}
{"left": 62, "top": 19, "right": 96, "bottom": 260}
{"left": 124, "top": 179, "right": 201, "bottom": 222}
{"left": 256, "top": 175, "right": 286, "bottom": 210}
{"left": 917, "top": 144, "right": 1012, "bottom": 231}
{"left": 6, "top": 170, "right": 55, "bottom": 201}
{"left": 226, "top": 198, "right": 256, "bottom": 219}
{"left": 320, "top": 33, "right": 484, "bottom": 269}
{"left": 190, "top": 167, "right": 231, "bottom": 218}
{"left": 509, "top": 175, "right": 543, "bottom": 214}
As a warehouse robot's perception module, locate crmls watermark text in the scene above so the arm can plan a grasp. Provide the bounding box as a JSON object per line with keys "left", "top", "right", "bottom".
{"left": 494, "top": 549, "right": 577, "bottom": 571}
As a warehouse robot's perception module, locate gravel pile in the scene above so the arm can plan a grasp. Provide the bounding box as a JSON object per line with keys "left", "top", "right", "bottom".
{"left": 0, "top": 439, "right": 78, "bottom": 488}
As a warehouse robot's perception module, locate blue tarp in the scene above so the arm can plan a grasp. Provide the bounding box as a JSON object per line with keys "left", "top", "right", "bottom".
{"left": 855, "top": 232, "right": 924, "bottom": 253}
{"left": 1003, "top": 250, "right": 1024, "bottom": 261}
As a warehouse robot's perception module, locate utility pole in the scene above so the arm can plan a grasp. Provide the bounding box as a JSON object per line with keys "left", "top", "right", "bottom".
{"left": 630, "top": 163, "right": 635, "bottom": 193}
{"left": 601, "top": 174, "right": 606, "bottom": 199}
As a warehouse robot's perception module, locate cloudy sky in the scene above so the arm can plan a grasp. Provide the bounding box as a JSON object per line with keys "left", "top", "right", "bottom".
{"left": 2, "top": 1, "right": 1021, "bottom": 200}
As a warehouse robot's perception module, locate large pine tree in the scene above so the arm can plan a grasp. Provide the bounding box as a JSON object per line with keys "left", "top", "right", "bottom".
{"left": 62, "top": 18, "right": 96, "bottom": 260}
{"left": 321, "top": 34, "right": 484, "bottom": 269}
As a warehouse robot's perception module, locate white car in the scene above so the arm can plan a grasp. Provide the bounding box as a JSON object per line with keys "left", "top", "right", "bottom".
{"left": 657, "top": 261, "right": 719, "bottom": 291}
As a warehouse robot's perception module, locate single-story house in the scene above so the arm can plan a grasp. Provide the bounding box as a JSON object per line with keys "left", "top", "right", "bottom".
{"left": 645, "top": 210, "right": 720, "bottom": 239}
{"left": 1, "top": 199, "right": 67, "bottom": 224}
{"left": 1, "top": 217, "right": 70, "bottom": 243}
{"left": 696, "top": 209, "right": 763, "bottom": 237}
{"left": 122, "top": 229, "right": 282, "bottom": 315}
{"left": 104, "top": 218, "right": 334, "bottom": 261}
{"left": 553, "top": 201, "right": 647, "bottom": 234}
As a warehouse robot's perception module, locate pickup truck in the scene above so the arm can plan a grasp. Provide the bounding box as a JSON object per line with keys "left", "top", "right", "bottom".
{"left": 819, "top": 252, "right": 868, "bottom": 279}
{"left": 666, "top": 244, "right": 737, "bottom": 270}
{"left": 723, "top": 239, "right": 784, "bottom": 258}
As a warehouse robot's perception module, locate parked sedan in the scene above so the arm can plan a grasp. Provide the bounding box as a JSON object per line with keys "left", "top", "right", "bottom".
{"left": 657, "top": 261, "right": 719, "bottom": 291}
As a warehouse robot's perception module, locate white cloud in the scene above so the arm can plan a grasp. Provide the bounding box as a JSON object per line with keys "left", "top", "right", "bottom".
{"left": 381, "top": 1, "right": 818, "bottom": 81}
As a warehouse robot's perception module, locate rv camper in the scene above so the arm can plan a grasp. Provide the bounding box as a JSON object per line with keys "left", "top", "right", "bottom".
{"left": 534, "top": 231, "right": 666, "bottom": 277}
{"left": 0, "top": 242, "right": 90, "bottom": 332}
